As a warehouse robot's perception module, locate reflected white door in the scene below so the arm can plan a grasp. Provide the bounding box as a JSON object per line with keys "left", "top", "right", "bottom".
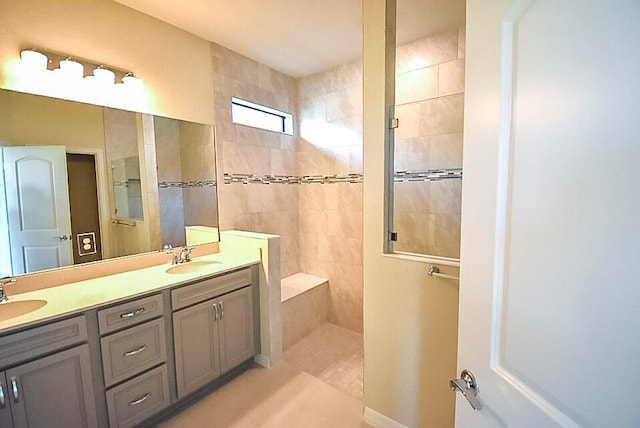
{"left": 3, "top": 146, "right": 73, "bottom": 274}
{"left": 458, "top": 1, "right": 640, "bottom": 427}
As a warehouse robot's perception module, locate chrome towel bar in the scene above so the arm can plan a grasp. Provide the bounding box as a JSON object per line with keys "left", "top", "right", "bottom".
{"left": 427, "top": 265, "right": 459, "bottom": 281}
{"left": 112, "top": 219, "right": 136, "bottom": 227}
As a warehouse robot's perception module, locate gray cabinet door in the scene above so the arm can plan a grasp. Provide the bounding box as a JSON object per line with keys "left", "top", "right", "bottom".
{"left": 7, "top": 344, "right": 97, "bottom": 428}
{"left": 218, "top": 286, "right": 254, "bottom": 373}
{"left": 173, "top": 300, "right": 220, "bottom": 399}
{"left": 0, "top": 372, "right": 14, "bottom": 428}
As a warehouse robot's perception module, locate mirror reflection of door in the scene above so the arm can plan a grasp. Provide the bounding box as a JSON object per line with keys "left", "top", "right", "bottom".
{"left": 67, "top": 153, "right": 102, "bottom": 264}
{"left": 2, "top": 146, "right": 73, "bottom": 274}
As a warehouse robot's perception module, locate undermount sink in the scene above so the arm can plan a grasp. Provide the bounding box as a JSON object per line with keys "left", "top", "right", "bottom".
{"left": 165, "top": 260, "right": 221, "bottom": 274}
{"left": 0, "top": 299, "right": 47, "bottom": 322}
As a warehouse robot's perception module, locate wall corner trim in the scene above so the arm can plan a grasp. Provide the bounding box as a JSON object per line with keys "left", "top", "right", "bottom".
{"left": 254, "top": 354, "right": 270, "bottom": 368}
{"left": 363, "top": 407, "right": 408, "bottom": 428}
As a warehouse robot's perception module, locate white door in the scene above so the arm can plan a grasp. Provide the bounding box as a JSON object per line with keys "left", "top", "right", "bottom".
{"left": 3, "top": 146, "right": 73, "bottom": 274}
{"left": 457, "top": 1, "right": 640, "bottom": 427}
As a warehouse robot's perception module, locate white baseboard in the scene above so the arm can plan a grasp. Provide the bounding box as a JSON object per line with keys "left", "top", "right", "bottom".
{"left": 363, "top": 407, "right": 408, "bottom": 428}
{"left": 254, "top": 354, "right": 270, "bottom": 368}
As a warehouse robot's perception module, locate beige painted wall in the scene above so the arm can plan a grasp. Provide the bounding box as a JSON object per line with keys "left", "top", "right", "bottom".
{"left": 0, "top": 89, "right": 105, "bottom": 148}
{"left": 0, "top": 0, "right": 214, "bottom": 124}
{"left": 363, "top": 0, "right": 459, "bottom": 426}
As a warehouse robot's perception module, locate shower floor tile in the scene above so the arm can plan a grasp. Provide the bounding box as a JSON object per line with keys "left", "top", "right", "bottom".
{"left": 283, "top": 322, "right": 364, "bottom": 399}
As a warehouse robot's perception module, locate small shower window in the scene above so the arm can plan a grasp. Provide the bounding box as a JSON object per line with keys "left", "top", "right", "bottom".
{"left": 231, "top": 97, "right": 293, "bottom": 135}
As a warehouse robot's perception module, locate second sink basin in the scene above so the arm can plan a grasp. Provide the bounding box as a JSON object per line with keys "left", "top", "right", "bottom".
{"left": 165, "top": 260, "right": 221, "bottom": 274}
{"left": 0, "top": 299, "right": 47, "bottom": 322}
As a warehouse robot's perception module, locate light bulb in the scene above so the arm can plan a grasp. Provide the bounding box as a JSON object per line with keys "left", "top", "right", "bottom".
{"left": 122, "top": 74, "right": 142, "bottom": 89}
{"left": 93, "top": 67, "right": 115, "bottom": 85}
{"left": 59, "top": 59, "right": 84, "bottom": 80}
{"left": 20, "top": 50, "right": 48, "bottom": 71}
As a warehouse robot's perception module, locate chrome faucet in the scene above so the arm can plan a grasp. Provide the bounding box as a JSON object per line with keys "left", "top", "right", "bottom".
{"left": 166, "top": 246, "right": 193, "bottom": 265}
{"left": 0, "top": 278, "right": 17, "bottom": 303}
{"left": 179, "top": 246, "right": 193, "bottom": 263}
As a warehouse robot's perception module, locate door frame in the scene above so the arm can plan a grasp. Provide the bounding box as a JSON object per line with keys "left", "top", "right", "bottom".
{"left": 66, "top": 147, "right": 111, "bottom": 259}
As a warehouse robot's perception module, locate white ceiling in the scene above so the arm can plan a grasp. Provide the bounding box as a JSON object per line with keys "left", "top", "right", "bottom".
{"left": 113, "top": 0, "right": 465, "bottom": 78}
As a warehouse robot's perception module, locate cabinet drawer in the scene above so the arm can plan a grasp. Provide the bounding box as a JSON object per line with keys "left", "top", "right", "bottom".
{"left": 171, "top": 268, "right": 251, "bottom": 310}
{"left": 105, "top": 364, "right": 170, "bottom": 428}
{"left": 0, "top": 315, "right": 87, "bottom": 369}
{"left": 98, "top": 294, "right": 164, "bottom": 334}
{"left": 101, "top": 318, "right": 166, "bottom": 387}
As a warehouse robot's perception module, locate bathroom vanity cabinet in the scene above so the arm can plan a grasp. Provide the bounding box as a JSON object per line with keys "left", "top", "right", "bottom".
{"left": 99, "top": 294, "right": 170, "bottom": 428}
{"left": 0, "top": 316, "right": 98, "bottom": 428}
{"left": 172, "top": 268, "right": 254, "bottom": 398}
{"left": 0, "top": 265, "right": 258, "bottom": 428}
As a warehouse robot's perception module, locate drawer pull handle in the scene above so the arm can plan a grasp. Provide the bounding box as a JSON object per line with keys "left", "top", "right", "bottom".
{"left": 219, "top": 301, "right": 224, "bottom": 320}
{"left": 10, "top": 377, "right": 18, "bottom": 403}
{"left": 0, "top": 381, "right": 6, "bottom": 409}
{"left": 123, "top": 344, "right": 147, "bottom": 357}
{"left": 213, "top": 302, "right": 219, "bottom": 320}
{"left": 120, "top": 308, "right": 145, "bottom": 319}
{"left": 128, "top": 392, "right": 151, "bottom": 406}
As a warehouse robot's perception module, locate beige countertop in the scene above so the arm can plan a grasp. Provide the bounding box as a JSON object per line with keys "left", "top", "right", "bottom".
{"left": 0, "top": 252, "right": 260, "bottom": 334}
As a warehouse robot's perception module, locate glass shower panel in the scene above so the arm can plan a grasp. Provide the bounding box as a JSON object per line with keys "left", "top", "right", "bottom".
{"left": 391, "top": 10, "right": 465, "bottom": 260}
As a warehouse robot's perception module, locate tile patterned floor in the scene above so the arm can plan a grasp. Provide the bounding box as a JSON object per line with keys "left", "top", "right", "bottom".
{"left": 158, "top": 323, "right": 367, "bottom": 428}
{"left": 283, "top": 323, "right": 364, "bottom": 400}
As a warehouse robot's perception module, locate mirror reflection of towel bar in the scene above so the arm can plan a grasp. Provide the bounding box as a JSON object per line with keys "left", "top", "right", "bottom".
{"left": 428, "top": 265, "right": 459, "bottom": 281}
{"left": 112, "top": 219, "right": 137, "bottom": 227}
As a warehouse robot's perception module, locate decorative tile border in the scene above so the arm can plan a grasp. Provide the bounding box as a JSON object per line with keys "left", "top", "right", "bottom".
{"left": 394, "top": 168, "right": 462, "bottom": 183}
{"left": 223, "top": 173, "right": 363, "bottom": 185}
{"left": 222, "top": 168, "right": 462, "bottom": 185}
{"left": 158, "top": 180, "right": 217, "bottom": 189}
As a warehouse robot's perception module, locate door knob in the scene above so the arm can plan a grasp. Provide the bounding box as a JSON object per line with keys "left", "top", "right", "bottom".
{"left": 53, "top": 235, "right": 70, "bottom": 240}
{"left": 450, "top": 369, "right": 482, "bottom": 411}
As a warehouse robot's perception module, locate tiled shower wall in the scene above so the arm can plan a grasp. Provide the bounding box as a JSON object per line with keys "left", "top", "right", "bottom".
{"left": 154, "top": 117, "right": 185, "bottom": 247}
{"left": 155, "top": 118, "right": 218, "bottom": 248}
{"left": 297, "top": 64, "right": 364, "bottom": 333}
{"left": 393, "top": 28, "right": 466, "bottom": 258}
{"left": 212, "top": 27, "right": 464, "bottom": 334}
{"left": 211, "top": 43, "right": 300, "bottom": 278}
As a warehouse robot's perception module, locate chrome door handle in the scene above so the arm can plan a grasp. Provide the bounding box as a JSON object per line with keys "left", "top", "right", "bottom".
{"left": 10, "top": 377, "right": 18, "bottom": 404}
{"left": 218, "top": 301, "right": 224, "bottom": 320}
{"left": 54, "top": 235, "right": 70, "bottom": 241}
{"left": 213, "top": 302, "right": 219, "bottom": 320}
{"left": 450, "top": 369, "right": 482, "bottom": 411}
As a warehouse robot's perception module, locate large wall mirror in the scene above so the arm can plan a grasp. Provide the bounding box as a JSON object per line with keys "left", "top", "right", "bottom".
{"left": 0, "top": 89, "right": 219, "bottom": 277}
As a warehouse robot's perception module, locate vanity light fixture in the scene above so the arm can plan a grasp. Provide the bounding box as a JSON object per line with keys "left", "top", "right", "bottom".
{"left": 15, "top": 48, "right": 148, "bottom": 111}
{"left": 18, "top": 48, "right": 142, "bottom": 88}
